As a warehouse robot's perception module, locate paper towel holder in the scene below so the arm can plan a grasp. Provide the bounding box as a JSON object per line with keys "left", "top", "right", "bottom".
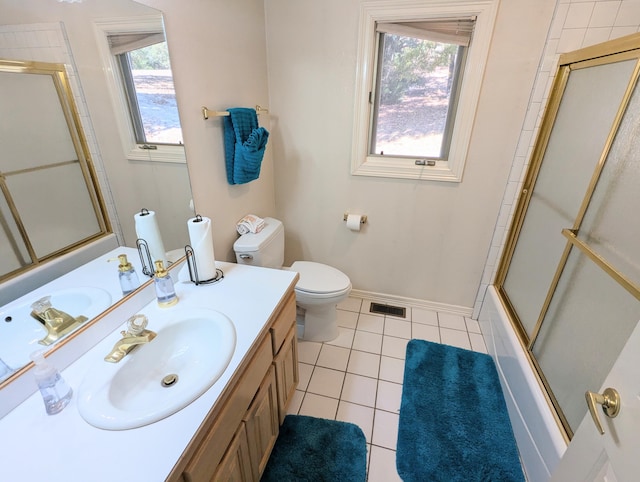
{"left": 184, "top": 244, "right": 224, "bottom": 285}
{"left": 343, "top": 212, "right": 367, "bottom": 224}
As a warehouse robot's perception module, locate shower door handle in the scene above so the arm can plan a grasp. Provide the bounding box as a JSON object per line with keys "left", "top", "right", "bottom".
{"left": 585, "top": 387, "right": 620, "bottom": 435}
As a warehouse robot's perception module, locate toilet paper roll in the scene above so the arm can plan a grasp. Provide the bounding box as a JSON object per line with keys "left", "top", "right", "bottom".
{"left": 187, "top": 216, "right": 217, "bottom": 281}
{"left": 134, "top": 210, "right": 168, "bottom": 266}
{"left": 346, "top": 214, "right": 362, "bottom": 231}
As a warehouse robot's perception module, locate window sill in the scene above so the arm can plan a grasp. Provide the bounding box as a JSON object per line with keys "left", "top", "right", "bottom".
{"left": 352, "top": 156, "right": 463, "bottom": 182}
{"left": 126, "top": 144, "right": 186, "bottom": 164}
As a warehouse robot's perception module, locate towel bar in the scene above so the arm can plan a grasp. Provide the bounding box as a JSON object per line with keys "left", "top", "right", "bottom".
{"left": 202, "top": 105, "right": 269, "bottom": 120}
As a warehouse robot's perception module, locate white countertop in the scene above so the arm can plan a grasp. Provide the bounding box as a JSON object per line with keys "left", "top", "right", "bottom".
{"left": 0, "top": 260, "right": 297, "bottom": 481}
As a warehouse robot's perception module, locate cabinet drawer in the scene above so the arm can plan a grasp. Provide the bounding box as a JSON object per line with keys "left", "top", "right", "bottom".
{"left": 270, "top": 291, "right": 296, "bottom": 355}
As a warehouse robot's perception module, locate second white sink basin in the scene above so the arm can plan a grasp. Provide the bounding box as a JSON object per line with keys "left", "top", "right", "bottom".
{"left": 77, "top": 308, "right": 236, "bottom": 430}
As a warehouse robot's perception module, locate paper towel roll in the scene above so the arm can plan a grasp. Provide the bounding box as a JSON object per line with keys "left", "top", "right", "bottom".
{"left": 346, "top": 214, "right": 362, "bottom": 231}
{"left": 134, "top": 210, "right": 167, "bottom": 266}
{"left": 187, "top": 215, "right": 217, "bottom": 281}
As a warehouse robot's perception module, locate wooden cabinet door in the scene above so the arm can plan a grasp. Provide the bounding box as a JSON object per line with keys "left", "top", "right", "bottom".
{"left": 213, "top": 422, "right": 253, "bottom": 482}
{"left": 243, "top": 365, "right": 279, "bottom": 480}
{"left": 273, "top": 326, "right": 299, "bottom": 424}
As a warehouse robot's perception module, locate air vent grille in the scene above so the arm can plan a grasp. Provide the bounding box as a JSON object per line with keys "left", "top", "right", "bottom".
{"left": 369, "top": 302, "right": 406, "bottom": 318}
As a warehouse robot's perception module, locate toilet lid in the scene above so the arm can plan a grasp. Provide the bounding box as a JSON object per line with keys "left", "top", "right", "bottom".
{"left": 291, "top": 261, "right": 351, "bottom": 294}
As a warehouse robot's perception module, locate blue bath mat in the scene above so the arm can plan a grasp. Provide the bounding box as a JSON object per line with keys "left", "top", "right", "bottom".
{"left": 261, "top": 414, "right": 367, "bottom": 482}
{"left": 397, "top": 339, "right": 525, "bottom": 482}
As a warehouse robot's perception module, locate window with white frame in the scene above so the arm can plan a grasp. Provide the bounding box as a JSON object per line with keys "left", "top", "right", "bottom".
{"left": 352, "top": 1, "right": 498, "bottom": 182}
{"left": 95, "top": 17, "right": 185, "bottom": 163}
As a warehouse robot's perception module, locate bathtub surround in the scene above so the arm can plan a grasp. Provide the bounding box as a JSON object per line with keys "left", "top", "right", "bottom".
{"left": 397, "top": 339, "right": 524, "bottom": 482}
{"left": 261, "top": 415, "right": 367, "bottom": 482}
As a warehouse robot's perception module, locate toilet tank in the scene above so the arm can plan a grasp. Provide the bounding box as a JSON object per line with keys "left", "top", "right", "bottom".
{"left": 233, "top": 217, "right": 284, "bottom": 268}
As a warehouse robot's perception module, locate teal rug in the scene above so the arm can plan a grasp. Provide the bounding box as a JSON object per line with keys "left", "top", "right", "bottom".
{"left": 397, "top": 339, "right": 525, "bottom": 482}
{"left": 261, "top": 414, "right": 367, "bottom": 482}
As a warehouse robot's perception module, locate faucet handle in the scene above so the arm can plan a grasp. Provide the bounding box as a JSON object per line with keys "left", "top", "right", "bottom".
{"left": 30, "top": 296, "right": 52, "bottom": 314}
{"left": 126, "top": 314, "right": 149, "bottom": 336}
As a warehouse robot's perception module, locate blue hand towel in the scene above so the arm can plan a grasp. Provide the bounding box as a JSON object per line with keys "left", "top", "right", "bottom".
{"left": 222, "top": 107, "right": 269, "bottom": 185}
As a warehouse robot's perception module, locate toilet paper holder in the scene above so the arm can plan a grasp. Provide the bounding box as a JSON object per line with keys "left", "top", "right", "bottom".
{"left": 343, "top": 213, "right": 367, "bottom": 224}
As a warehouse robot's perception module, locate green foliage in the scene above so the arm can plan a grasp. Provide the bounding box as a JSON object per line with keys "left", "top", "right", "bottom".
{"left": 129, "top": 42, "right": 171, "bottom": 70}
{"left": 380, "top": 34, "right": 458, "bottom": 104}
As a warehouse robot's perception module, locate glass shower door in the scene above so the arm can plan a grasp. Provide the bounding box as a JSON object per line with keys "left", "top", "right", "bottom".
{"left": 533, "top": 77, "right": 640, "bottom": 432}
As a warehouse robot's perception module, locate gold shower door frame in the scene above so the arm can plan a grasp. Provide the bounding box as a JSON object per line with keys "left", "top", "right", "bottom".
{"left": 494, "top": 34, "right": 640, "bottom": 440}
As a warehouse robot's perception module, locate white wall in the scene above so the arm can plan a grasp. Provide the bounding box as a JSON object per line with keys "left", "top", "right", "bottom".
{"left": 139, "top": 0, "right": 275, "bottom": 263}
{"left": 475, "top": 0, "right": 640, "bottom": 317}
{"left": 264, "top": 0, "right": 556, "bottom": 311}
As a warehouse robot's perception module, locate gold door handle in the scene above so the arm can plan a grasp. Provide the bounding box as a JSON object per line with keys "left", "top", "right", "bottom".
{"left": 585, "top": 387, "right": 620, "bottom": 435}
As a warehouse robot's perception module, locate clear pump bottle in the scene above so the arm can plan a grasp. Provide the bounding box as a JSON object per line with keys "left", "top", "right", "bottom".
{"left": 30, "top": 350, "right": 73, "bottom": 415}
{"left": 154, "top": 260, "right": 178, "bottom": 307}
{"left": 117, "top": 254, "right": 140, "bottom": 296}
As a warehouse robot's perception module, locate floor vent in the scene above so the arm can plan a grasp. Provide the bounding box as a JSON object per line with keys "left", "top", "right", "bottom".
{"left": 369, "top": 302, "right": 406, "bottom": 318}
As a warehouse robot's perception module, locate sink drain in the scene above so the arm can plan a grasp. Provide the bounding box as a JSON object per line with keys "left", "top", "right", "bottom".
{"left": 161, "top": 374, "right": 179, "bottom": 387}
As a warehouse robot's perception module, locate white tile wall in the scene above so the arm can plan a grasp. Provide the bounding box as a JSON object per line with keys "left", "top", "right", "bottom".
{"left": 474, "top": 0, "right": 640, "bottom": 318}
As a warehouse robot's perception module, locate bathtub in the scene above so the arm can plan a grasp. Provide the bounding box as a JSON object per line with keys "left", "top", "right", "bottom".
{"left": 478, "top": 287, "right": 567, "bottom": 482}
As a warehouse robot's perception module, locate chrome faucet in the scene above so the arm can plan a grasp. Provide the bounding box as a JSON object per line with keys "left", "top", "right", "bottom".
{"left": 30, "top": 296, "right": 88, "bottom": 346}
{"left": 104, "top": 314, "right": 156, "bottom": 363}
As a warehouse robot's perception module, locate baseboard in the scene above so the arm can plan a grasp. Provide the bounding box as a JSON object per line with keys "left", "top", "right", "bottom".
{"left": 349, "top": 289, "right": 473, "bottom": 317}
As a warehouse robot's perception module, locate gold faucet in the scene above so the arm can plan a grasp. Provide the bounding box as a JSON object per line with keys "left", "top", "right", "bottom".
{"left": 30, "top": 296, "right": 88, "bottom": 346}
{"left": 104, "top": 314, "right": 156, "bottom": 363}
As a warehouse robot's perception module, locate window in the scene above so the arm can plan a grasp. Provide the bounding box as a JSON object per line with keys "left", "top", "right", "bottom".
{"left": 95, "top": 17, "right": 185, "bottom": 163}
{"left": 352, "top": 1, "right": 498, "bottom": 182}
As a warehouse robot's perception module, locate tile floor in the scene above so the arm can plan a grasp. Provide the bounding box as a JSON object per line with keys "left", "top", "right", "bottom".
{"left": 286, "top": 296, "right": 488, "bottom": 481}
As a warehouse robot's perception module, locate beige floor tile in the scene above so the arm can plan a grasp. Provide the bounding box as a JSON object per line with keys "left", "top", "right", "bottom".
{"left": 438, "top": 312, "right": 467, "bottom": 330}
{"left": 379, "top": 356, "right": 405, "bottom": 384}
{"left": 297, "top": 340, "right": 322, "bottom": 364}
{"left": 297, "top": 362, "right": 314, "bottom": 390}
{"left": 372, "top": 409, "right": 399, "bottom": 450}
{"left": 337, "top": 309, "right": 359, "bottom": 329}
{"left": 412, "top": 323, "right": 440, "bottom": 343}
{"left": 336, "top": 401, "right": 375, "bottom": 444}
{"left": 286, "top": 390, "right": 304, "bottom": 415}
{"left": 352, "top": 330, "right": 383, "bottom": 354}
{"left": 341, "top": 373, "right": 377, "bottom": 407}
{"left": 412, "top": 308, "right": 438, "bottom": 326}
{"left": 376, "top": 380, "right": 403, "bottom": 413}
{"left": 465, "top": 317, "right": 482, "bottom": 333}
{"left": 384, "top": 318, "right": 411, "bottom": 339}
{"left": 470, "top": 332, "right": 488, "bottom": 353}
{"left": 347, "top": 350, "right": 380, "bottom": 379}
{"left": 357, "top": 313, "right": 384, "bottom": 334}
{"left": 298, "top": 393, "right": 339, "bottom": 419}
{"left": 316, "top": 344, "right": 350, "bottom": 371}
{"left": 367, "top": 445, "right": 402, "bottom": 482}
{"left": 440, "top": 327, "right": 471, "bottom": 350}
{"left": 307, "top": 366, "right": 345, "bottom": 399}
{"left": 325, "top": 327, "right": 355, "bottom": 349}
{"left": 381, "top": 336, "right": 409, "bottom": 359}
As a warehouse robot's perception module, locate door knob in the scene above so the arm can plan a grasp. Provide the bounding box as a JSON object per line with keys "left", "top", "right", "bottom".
{"left": 585, "top": 387, "right": 620, "bottom": 435}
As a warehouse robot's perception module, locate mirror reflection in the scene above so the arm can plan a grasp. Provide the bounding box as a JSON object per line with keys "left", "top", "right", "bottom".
{"left": 0, "top": 0, "right": 193, "bottom": 383}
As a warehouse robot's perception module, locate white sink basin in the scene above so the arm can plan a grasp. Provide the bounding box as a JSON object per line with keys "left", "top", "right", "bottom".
{"left": 77, "top": 308, "right": 236, "bottom": 430}
{"left": 0, "top": 287, "right": 112, "bottom": 370}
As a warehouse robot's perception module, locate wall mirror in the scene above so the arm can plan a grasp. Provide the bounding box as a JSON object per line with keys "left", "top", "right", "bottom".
{"left": 0, "top": 0, "right": 193, "bottom": 386}
{"left": 0, "top": 60, "right": 110, "bottom": 282}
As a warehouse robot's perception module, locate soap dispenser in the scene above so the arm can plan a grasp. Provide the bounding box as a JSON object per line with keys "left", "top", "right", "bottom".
{"left": 30, "top": 350, "right": 73, "bottom": 415}
{"left": 154, "top": 260, "right": 178, "bottom": 307}
{"left": 117, "top": 254, "right": 140, "bottom": 296}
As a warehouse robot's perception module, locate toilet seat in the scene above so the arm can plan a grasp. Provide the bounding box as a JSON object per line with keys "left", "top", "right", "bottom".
{"left": 291, "top": 261, "right": 351, "bottom": 295}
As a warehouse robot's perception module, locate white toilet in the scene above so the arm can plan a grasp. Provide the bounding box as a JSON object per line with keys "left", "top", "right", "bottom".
{"left": 233, "top": 217, "right": 351, "bottom": 342}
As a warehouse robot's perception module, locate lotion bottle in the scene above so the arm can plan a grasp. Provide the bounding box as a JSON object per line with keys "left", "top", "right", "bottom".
{"left": 154, "top": 260, "right": 178, "bottom": 307}
{"left": 117, "top": 254, "right": 140, "bottom": 296}
{"left": 30, "top": 350, "right": 73, "bottom": 415}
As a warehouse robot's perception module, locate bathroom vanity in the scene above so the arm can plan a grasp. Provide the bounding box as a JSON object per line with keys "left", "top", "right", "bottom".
{"left": 0, "top": 261, "right": 299, "bottom": 481}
